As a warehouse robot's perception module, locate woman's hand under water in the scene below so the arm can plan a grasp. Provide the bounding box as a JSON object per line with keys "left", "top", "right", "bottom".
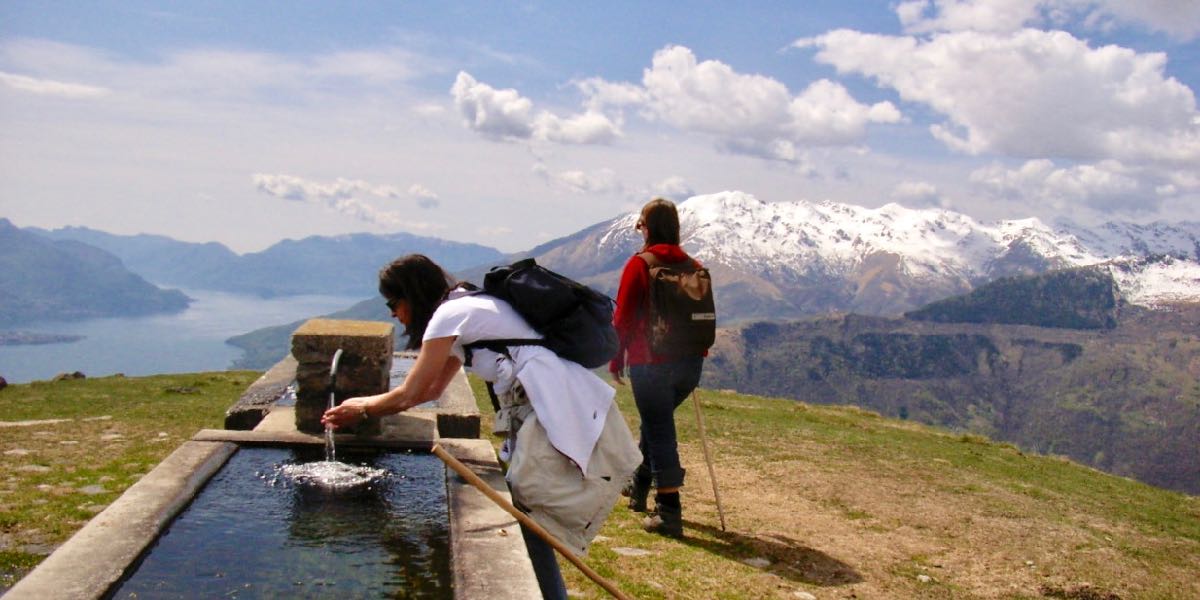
{"left": 321, "top": 397, "right": 371, "bottom": 430}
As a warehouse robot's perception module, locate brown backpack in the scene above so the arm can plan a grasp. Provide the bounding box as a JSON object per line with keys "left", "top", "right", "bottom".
{"left": 638, "top": 252, "right": 716, "bottom": 358}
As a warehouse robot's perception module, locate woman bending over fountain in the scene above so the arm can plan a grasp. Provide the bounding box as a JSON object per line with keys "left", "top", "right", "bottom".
{"left": 323, "top": 254, "right": 640, "bottom": 600}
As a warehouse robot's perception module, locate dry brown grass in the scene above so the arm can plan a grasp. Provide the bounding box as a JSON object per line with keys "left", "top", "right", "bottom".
{"left": 468, "top": 378, "right": 1200, "bottom": 600}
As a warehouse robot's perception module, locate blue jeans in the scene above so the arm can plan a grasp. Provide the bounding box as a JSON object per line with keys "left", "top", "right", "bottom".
{"left": 521, "top": 522, "right": 568, "bottom": 600}
{"left": 629, "top": 356, "right": 704, "bottom": 490}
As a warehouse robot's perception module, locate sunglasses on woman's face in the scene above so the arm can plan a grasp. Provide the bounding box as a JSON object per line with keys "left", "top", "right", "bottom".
{"left": 386, "top": 298, "right": 402, "bottom": 312}
{"left": 635, "top": 220, "right": 645, "bottom": 230}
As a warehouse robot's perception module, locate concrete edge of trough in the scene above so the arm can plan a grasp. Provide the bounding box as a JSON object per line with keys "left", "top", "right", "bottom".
{"left": 4, "top": 440, "right": 237, "bottom": 600}
{"left": 409, "top": 366, "right": 482, "bottom": 439}
{"left": 439, "top": 438, "right": 541, "bottom": 600}
{"left": 224, "top": 354, "right": 297, "bottom": 430}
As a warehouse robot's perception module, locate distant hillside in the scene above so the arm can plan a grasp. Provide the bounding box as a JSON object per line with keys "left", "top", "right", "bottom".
{"left": 0, "top": 219, "right": 189, "bottom": 327}
{"left": 203, "top": 233, "right": 504, "bottom": 297}
{"left": 704, "top": 300, "right": 1200, "bottom": 494}
{"left": 30, "top": 226, "right": 238, "bottom": 287}
{"left": 225, "top": 297, "right": 400, "bottom": 369}
{"left": 36, "top": 226, "right": 505, "bottom": 297}
{"left": 906, "top": 266, "right": 1122, "bottom": 329}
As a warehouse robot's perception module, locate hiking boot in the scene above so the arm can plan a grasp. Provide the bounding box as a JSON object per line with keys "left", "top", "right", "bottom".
{"left": 625, "top": 469, "right": 652, "bottom": 513}
{"left": 642, "top": 504, "right": 683, "bottom": 538}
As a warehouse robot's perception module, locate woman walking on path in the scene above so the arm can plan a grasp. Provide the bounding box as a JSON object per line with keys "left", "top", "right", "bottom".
{"left": 609, "top": 197, "right": 706, "bottom": 538}
{"left": 324, "top": 254, "right": 640, "bottom": 599}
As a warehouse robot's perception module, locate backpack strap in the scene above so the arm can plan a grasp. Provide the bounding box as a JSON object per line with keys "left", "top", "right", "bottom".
{"left": 460, "top": 338, "right": 548, "bottom": 415}
{"left": 637, "top": 251, "right": 698, "bottom": 270}
{"left": 460, "top": 338, "right": 547, "bottom": 368}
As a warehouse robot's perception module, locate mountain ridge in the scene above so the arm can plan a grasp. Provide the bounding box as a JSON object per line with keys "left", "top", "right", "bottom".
{"left": 0, "top": 219, "right": 190, "bottom": 327}
{"left": 33, "top": 225, "right": 505, "bottom": 298}
{"left": 22, "top": 191, "right": 1200, "bottom": 317}
{"left": 502, "top": 191, "right": 1199, "bottom": 325}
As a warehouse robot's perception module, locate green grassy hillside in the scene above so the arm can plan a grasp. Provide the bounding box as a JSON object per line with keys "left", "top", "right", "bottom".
{"left": 2, "top": 373, "right": 1196, "bottom": 599}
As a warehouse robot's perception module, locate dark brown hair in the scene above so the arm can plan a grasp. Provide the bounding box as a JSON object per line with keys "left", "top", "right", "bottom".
{"left": 378, "top": 254, "right": 456, "bottom": 350}
{"left": 640, "top": 197, "right": 680, "bottom": 248}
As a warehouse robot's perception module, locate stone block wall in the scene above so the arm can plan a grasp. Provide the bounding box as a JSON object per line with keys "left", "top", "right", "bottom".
{"left": 291, "top": 318, "right": 394, "bottom": 434}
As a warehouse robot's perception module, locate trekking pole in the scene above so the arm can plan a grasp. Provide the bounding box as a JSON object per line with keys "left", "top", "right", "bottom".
{"left": 691, "top": 390, "right": 727, "bottom": 531}
{"left": 431, "top": 444, "right": 632, "bottom": 600}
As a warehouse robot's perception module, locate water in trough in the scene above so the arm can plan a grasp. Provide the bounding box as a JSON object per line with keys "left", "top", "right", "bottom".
{"left": 106, "top": 445, "right": 452, "bottom": 598}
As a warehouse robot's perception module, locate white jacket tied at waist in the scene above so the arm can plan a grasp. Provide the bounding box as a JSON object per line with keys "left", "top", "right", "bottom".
{"left": 470, "top": 343, "right": 617, "bottom": 474}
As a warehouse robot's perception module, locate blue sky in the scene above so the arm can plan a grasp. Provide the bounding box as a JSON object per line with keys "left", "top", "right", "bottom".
{"left": 2, "top": 1, "right": 1197, "bottom": 253}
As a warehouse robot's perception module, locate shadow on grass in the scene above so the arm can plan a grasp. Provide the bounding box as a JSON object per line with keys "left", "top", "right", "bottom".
{"left": 680, "top": 520, "right": 863, "bottom": 587}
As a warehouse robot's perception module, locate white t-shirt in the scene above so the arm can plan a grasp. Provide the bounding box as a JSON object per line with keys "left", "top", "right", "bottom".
{"left": 423, "top": 289, "right": 615, "bottom": 474}
{"left": 423, "top": 291, "right": 540, "bottom": 366}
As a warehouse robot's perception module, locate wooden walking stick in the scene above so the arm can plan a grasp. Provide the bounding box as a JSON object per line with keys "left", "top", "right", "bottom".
{"left": 691, "top": 390, "right": 727, "bottom": 531}
{"left": 431, "top": 444, "right": 632, "bottom": 600}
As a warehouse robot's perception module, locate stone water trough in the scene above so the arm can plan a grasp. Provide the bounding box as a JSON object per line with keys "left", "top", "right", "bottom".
{"left": 6, "top": 319, "right": 540, "bottom": 599}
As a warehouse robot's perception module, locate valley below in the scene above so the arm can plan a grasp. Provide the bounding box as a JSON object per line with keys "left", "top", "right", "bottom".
{"left": 704, "top": 302, "right": 1200, "bottom": 495}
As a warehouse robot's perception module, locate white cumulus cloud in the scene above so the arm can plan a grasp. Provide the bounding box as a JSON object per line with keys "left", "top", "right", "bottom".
{"left": 252, "top": 173, "right": 395, "bottom": 202}
{"left": 969, "top": 159, "right": 1149, "bottom": 212}
{"left": 0, "top": 71, "right": 110, "bottom": 98}
{"left": 450, "top": 71, "right": 619, "bottom": 144}
{"left": 891, "top": 181, "right": 948, "bottom": 208}
{"left": 1096, "top": 1, "right": 1200, "bottom": 40}
{"left": 0, "top": 38, "right": 434, "bottom": 109}
{"left": 895, "top": 1, "right": 1200, "bottom": 39}
{"left": 450, "top": 71, "right": 535, "bottom": 140}
{"left": 896, "top": 0, "right": 1046, "bottom": 34}
{"left": 532, "top": 163, "right": 623, "bottom": 195}
{"left": 626, "top": 46, "right": 901, "bottom": 159}
{"left": 463, "top": 45, "right": 901, "bottom": 161}
{"left": 798, "top": 28, "right": 1200, "bottom": 165}
{"left": 652, "top": 176, "right": 695, "bottom": 200}
{"left": 407, "top": 184, "right": 440, "bottom": 209}
{"left": 253, "top": 173, "right": 415, "bottom": 226}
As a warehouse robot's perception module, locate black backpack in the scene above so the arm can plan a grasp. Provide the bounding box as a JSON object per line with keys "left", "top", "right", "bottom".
{"left": 461, "top": 258, "right": 618, "bottom": 369}
{"left": 639, "top": 252, "right": 716, "bottom": 358}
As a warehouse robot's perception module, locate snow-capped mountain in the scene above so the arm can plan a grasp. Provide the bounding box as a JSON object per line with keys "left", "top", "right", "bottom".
{"left": 538, "top": 191, "right": 1199, "bottom": 321}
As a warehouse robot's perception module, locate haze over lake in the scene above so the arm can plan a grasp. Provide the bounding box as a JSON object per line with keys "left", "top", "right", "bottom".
{"left": 0, "top": 290, "right": 363, "bottom": 384}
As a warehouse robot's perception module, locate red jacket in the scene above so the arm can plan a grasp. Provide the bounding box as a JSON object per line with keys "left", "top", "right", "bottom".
{"left": 609, "top": 243, "right": 701, "bottom": 375}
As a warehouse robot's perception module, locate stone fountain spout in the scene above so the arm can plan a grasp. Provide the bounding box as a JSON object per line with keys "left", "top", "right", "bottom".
{"left": 291, "top": 319, "right": 393, "bottom": 435}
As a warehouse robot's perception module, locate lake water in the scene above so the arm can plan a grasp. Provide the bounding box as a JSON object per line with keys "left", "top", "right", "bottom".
{"left": 0, "top": 289, "right": 364, "bottom": 384}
